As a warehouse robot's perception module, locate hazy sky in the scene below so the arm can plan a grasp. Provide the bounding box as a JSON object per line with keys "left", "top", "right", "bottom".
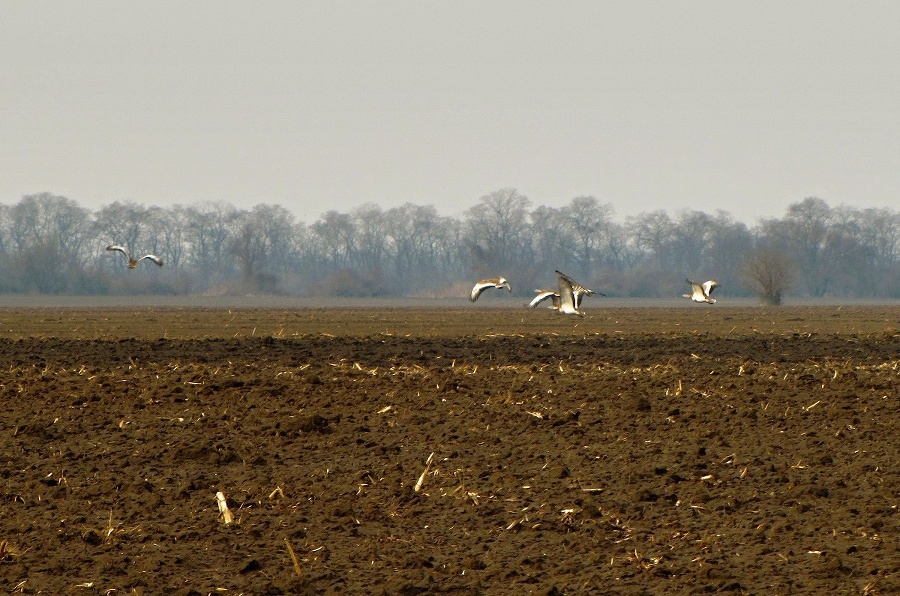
{"left": 2, "top": 2, "right": 898, "bottom": 225}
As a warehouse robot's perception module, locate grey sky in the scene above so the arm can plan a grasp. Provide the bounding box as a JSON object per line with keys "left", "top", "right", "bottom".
{"left": 2, "top": 1, "right": 898, "bottom": 225}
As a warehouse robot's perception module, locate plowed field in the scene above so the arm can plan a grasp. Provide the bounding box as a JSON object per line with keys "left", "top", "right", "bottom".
{"left": 1, "top": 305, "right": 899, "bottom": 594}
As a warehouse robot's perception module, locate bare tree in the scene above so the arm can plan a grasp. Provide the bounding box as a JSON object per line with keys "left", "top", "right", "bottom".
{"left": 705, "top": 211, "right": 753, "bottom": 292}
{"left": 140, "top": 205, "right": 186, "bottom": 268}
{"left": 430, "top": 215, "right": 466, "bottom": 280}
{"left": 529, "top": 205, "right": 569, "bottom": 277}
{"left": 0, "top": 204, "right": 10, "bottom": 256}
{"left": 8, "top": 193, "right": 92, "bottom": 292}
{"left": 601, "top": 221, "right": 635, "bottom": 271}
{"left": 741, "top": 245, "right": 794, "bottom": 305}
{"left": 562, "top": 196, "right": 614, "bottom": 279}
{"left": 858, "top": 207, "right": 900, "bottom": 267}
{"left": 93, "top": 201, "right": 150, "bottom": 264}
{"left": 627, "top": 210, "right": 675, "bottom": 271}
{"left": 229, "top": 204, "right": 296, "bottom": 291}
{"left": 182, "top": 202, "right": 239, "bottom": 289}
{"left": 464, "top": 188, "right": 531, "bottom": 276}
{"left": 409, "top": 207, "right": 460, "bottom": 280}
{"left": 311, "top": 210, "right": 356, "bottom": 271}
{"left": 352, "top": 203, "right": 389, "bottom": 273}
{"left": 777, "top": 197, "right": 832, "bottom": 296}
{"left": 670, "top": 210, "right": 713, "bottom": 273}
{"left": 384, "top": 204, "right": 417, "bottom": 280}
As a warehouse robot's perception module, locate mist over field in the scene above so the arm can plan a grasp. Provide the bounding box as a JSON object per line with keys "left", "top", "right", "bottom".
{"left": 1, "top": 192, "right": 899, "bottom": 304}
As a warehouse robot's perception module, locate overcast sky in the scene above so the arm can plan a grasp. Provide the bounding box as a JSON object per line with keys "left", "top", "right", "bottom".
{"left": 2, "top": 2, "right": 898, "bottom": 225}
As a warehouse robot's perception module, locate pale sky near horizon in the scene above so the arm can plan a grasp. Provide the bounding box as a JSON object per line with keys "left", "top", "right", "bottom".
{"left": 2, "top": 2, "right": 898, "bottom": 226}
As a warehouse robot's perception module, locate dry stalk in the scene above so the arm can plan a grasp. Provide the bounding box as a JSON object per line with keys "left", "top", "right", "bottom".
{"left": 284, "top": 538, "right": 302, "bottom": 577}
{"left": 414, "top": 452, "right": 435, "bottom": 493}
{"left": 216, "top": 491, "right": 234, "bottom": 524}
{"left": 862, "top": 580, "right": 881, "bottom": 595}
{"left": 440, "top": 471, "right": 483, "bottom": 505}
{"left": 0, "top": 539, "right": 21, "bottom": 562}
{"left": 106, "top": 510, "right": 116, "bottom": 540}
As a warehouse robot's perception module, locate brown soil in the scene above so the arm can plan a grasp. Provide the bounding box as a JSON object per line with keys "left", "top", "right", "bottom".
{"left": 1, "top": 306, "right": 899, "bottom": 594}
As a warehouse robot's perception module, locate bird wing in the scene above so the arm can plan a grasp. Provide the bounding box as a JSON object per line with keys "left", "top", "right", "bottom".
{"left": 574, "top": 289, "right": 585, "bottom": 309}
{"left": 556, "top": 270, "right": 597, "bottom": 310}
{"left": 470, "top": 281, "right": 495, "bottom": 302}
{"left": 686, "top": 278, "right": 705, "bottom": 298}
{"left": 555, "top": 272, "right": 579, "bottom": 314}
{"left": 471, "top": 277, "right": 511, "bottom": 301}
{"left": 139, "top": 254, "right": 164, "bottom": 267}
{"left": 702, "top": 280, "right": 719, "bottom": 296}
{"left": 106, "top": 245, "right": 131, "bottom": 260}
{"left": 571, "top": 280, "right": 593, "bottom": 296}
{"left": 528, "top": 290, "right": 558, "bottom": 308}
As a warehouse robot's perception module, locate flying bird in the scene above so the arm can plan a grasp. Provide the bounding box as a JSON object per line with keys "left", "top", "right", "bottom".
{"left": 555, "top": 270, "right": 603, "bottom": 315}
{"left": 106, "top": 245, "right": 164, "bottom": 269}
{"left": 527, "top": 289, "right": 560, "bottom": 309}
{"left": 683, "top": 279, "right": 719, "bottom": 303}
{"left": 470, "top": 277, "right": 511, "bottom": 302}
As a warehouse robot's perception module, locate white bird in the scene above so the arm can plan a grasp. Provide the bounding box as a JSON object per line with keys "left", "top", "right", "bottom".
{"left": 470, "top": 277, "right": 511, "bottom": 302}
{"left": 555, "top": 270, "right": 603, "bottom": 315}
{"left": 106, "top": 245, "right": 164, "bottom": 269}
{"left": 527, "top": 289, "right": 560, "bottom": 309}
{"left": 683, "top": 278, "right": 719, "bottom": 303}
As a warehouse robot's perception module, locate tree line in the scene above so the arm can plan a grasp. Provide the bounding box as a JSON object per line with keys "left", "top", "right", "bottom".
{"left": 2, "top": 190, "right": 899, "bottom": 302}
